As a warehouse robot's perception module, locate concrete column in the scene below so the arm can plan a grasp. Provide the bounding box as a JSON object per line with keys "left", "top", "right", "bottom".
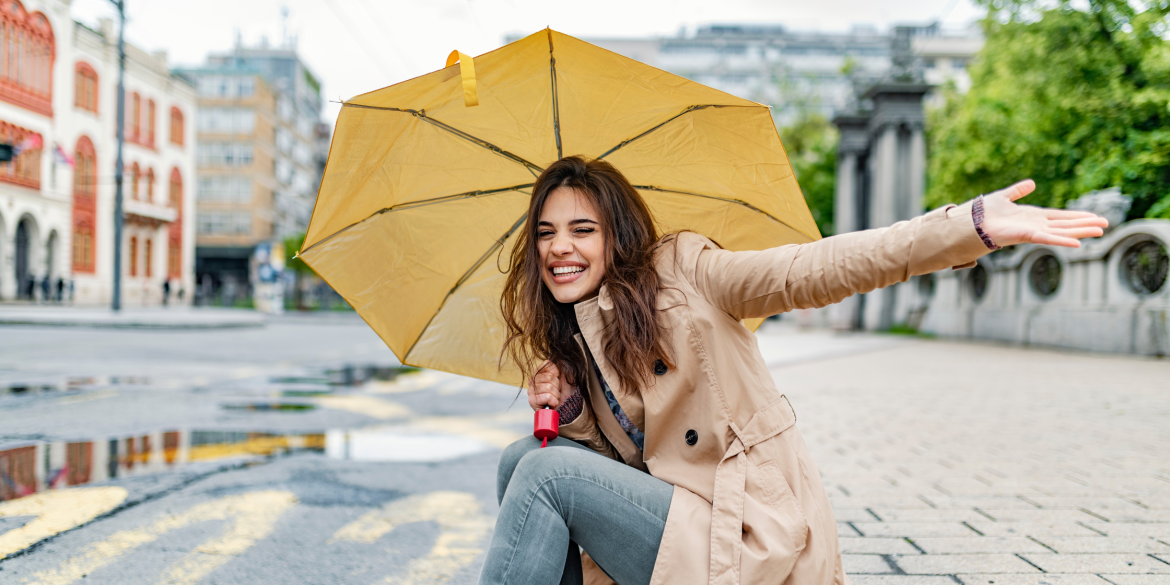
{"left": 869, "top": 125, "right": 898, "bottom": 230}
{"left": 834, "top": 152, "right": 857, "bottom": 235}
{"left": 909, "top": 125, "right": 926, "bottom": 216}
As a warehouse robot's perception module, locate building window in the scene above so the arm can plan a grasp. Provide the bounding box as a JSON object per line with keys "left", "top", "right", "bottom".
{"left": 146, "top": 99, "right": 155, "bottom": 147}
{"left": 0, "top": 121, "right": 41, "bottom": 189}
{"left": 168, "top": 167, "right": 183, "bottom": 278}
{"left": 130, "top": 92, "right": 140, "bottom": 141}
{"left": 74, "top": 62, "right": 97, "bottom": 113}
{"left": 196, "top": 108, "right": 255, "bottom": 133}
{"left": 197, "top": 176, "right": 252, "bottom": 204}
{"left": 170, "top": 107, "right": 184, "bottom": 146}
{"left": 72, "top": 136, "right": 97, "bottom": 273}
{"left": 197, "top": 212, "right": 251, "bottom": 235}
{"left": 129, "top": 162, "right": 139, "bottom": 199}
{"left": 197, "top": 142, "right": 253, "bottom": 167}
{"left": 145, "top": 167, "right": 154, "bottom": 202}
{"left": 129, "top": 236, "right": 138, "bottom": 276}
{"left": 144, "top": 238, "right": 152, "bottom": 277}
{"left": 0, "top": 1, "right": 54, "bottom": 117}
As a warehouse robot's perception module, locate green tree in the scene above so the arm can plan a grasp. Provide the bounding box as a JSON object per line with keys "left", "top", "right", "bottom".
{"left": 283, "top": 232, "right": 314, "bottom": 310}
{"left": 927, "top": 0, "right": 1170, "bottom": 219}
{"left": 779, "top": 114, "right": 838, "bottom": 236}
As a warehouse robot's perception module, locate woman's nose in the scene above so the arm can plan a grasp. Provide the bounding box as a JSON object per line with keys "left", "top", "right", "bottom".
{"left": 550, "top": 233, "right": 573, "bottom": 255}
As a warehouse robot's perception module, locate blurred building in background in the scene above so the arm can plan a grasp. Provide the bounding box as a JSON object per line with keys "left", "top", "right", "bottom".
{"left": 0, "top": 0, "right": 197, "bottom": 306}
{"left": 567, "top": 22, "right": 981, "bottom": 123}
{"left": 175, "top": 37, "right": 324, "bottom": 308}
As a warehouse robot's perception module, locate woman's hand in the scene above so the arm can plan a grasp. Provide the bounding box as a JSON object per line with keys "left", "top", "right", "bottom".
{"left": 981, "top": 180, "right": 1110, "bottom": 248}
{"left": 527, "top": 361, "right": 574, "bottom": 411}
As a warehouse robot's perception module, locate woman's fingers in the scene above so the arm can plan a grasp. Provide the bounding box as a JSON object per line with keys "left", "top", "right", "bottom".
{"left": 1047, "top": 226, "right": 1105, "bottom": 239}
{"left": 1045, "top": 208, "right": 1109, "bottom": 222}
{"left": 1048, "top": 217, "right": 1110, "bottom": 228}
{"left": 995, "top": 179, "right": 1036, "bottom": 202}
{"left": 1026, "top": 230, "right": 1082, "bottom": 248}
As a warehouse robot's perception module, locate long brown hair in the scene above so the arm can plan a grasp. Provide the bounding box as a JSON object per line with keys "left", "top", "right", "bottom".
{"left": 500, "top": 156, "right": 671, "bottom": 394}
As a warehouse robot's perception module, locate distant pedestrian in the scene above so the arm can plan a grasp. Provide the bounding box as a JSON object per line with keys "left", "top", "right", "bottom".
{"left": 55, "top": 278, "right": 64, "bottom": 303}
{"left": 40, "top": 277, "right": 50, "bottom": 304}
{"left": 162, "top": 280, "right": 171, "bottom": 306}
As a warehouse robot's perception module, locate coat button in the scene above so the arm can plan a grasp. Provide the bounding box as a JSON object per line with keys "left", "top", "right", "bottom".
{"left": 654, "top": 359, "right": 667, "bottom": 376}
{"left": 685, "top": 430, "right": 698, "bottom": 445}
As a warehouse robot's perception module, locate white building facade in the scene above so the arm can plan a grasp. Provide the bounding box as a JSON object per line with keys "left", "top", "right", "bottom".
{"left": 0, "top": 0, "right": 196, "bottom": 306}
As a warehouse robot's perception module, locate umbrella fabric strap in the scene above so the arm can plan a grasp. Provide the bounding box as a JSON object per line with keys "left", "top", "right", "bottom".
{"left": 446, "top": 50, "right": 480, "bottom": 108}
{"left": 708, "top": 397, "right": 797, "bottom": 585}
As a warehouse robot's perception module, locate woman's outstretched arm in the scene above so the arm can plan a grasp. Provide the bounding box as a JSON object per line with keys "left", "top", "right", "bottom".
{"left": 678, "top": 180, "right": 1108, "bottom": 320}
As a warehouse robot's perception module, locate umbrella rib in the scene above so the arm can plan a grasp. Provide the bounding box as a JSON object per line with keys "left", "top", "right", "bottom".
{"left": 342, "top": 103, "right": 545, "bottom": 176}
{"left": 597, "top": 104, "right": 731, "bottom": 160}
{"left": 547, "top": 30, "right": 563, "bottom": 160}
{"left": 632, "top": 184, "right": 817, "bottom": 242}
{"left": 404, "top": 212, "right": 530, "bottom": 363}
{"left": 300, "top": 184, "right": 534, "bottom": 256}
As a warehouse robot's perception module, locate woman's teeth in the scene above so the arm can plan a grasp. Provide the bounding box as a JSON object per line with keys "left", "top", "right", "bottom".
{"left": 552, "top": 266, "right": 585, "bottom": 275}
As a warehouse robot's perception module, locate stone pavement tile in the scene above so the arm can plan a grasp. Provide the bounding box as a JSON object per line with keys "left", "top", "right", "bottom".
{"left": 975, "top": 510, "right": 1105, "bottom": 523}
{"left": 839, "top": 537, "right": 923, "bottom": 555}
{"left": 833, "top": 495, "right": 939, "bottom": 509}
{"left": 873, "top": 508, "right": 992, "bottom": 522}
{"left": 1125, "top": 497, "right": 1170, "bottom": 510}
{"left": 843, "top": 554, "right": 899, "bottom": 574}
{"left": 956, "top": 574, "right": 1110, "bottom": 584}
{"left": 964, "top": 522, "right": 1105, "bottom": 537}
{"left": 835, "top": 507, "right": 888, "bottom": 522}
{"left": 1026, "top": 497, "right": 1152, "bottom": 511}
{"left": 1083, "top": 524, "right": 1170, "bottom": 538}
{"left": 897, "top": 554, "right": 1042, "bottom": 574}
{"left": 1020, "top": 554, "right": 1170, "bottom": 573}
{"left": 1034, "top": 537, "right": 1170, "bottom": 554}
{"left": 849, "top": 577, "right": 960, "bottom": 585}
{"left": 933, "top": 497, "right": 1049, "bottom": 510}
{"left": 911, "top": 537, "right": 1052, "bottom": 554}
{"left": 1098, "top": 575, "right": 1170, "bottom": 584}
{"left": 1094, "top": 511, "right": 1170, "bottom": 523}
{"left": 852, "top": 522, "right": 982, "bottom": 537}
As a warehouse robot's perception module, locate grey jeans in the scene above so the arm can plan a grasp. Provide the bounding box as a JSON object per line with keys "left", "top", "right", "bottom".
{"left": 478, "top": 436, "right": 674, "bottom": 585}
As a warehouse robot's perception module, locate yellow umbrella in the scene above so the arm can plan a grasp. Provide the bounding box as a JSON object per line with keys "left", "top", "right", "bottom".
{"left": 299, "top": 29, "right": 821, "bottom": 385}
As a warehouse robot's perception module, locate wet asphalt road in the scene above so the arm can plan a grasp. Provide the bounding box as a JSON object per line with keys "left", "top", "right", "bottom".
{"left": 0, "top": 312, "right": 529, "bottom": 585}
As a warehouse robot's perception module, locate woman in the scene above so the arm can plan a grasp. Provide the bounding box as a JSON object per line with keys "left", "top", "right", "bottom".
{"left": 480, "top": 156, "right": 1106, "bottom": 585}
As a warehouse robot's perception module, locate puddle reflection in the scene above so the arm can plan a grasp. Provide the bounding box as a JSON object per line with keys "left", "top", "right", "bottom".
{"left": 0, "top": 425, "right": 494, "bottom": 502}
{"left": 0, "top": 430, "right": 324, "bottom": 502}
{"left": 1, "top": 376, "right": 155, "bottom": 396}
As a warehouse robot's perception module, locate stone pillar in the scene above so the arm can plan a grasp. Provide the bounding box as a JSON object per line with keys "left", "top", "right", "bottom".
{"left": 830, "top": 114, "right": 871, "bottom": 330}
{"left": 908, "top": 124, "right": 926, "bottom": 216}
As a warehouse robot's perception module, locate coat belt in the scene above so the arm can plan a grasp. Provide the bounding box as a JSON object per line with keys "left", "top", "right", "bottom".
{"left": 707, "top": 396, "right": 797, "bottom": 585}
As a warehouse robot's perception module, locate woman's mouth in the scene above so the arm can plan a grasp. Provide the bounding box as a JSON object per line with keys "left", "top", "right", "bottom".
{"left": 550, "top": 265, "right": 587, "bottom": 284}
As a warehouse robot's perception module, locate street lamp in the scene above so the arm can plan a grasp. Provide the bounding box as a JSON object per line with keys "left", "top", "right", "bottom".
{"left": 110, "top": 0, "right": 126, "bottom": 312}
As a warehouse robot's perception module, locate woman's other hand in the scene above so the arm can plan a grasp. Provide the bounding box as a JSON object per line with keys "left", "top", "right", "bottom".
{"left": 981, "top": 180, "right": 1110, "bottom": 248}
{"left": 527, "top": 361, "right": 574, "bottom": 411}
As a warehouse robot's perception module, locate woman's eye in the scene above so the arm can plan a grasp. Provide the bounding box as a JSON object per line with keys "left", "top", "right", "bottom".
{"left": 538, "top": 230, "right": 554, "bottom": 237}
{"left": 574, "top": 228, "right": 595, "bottom": 235}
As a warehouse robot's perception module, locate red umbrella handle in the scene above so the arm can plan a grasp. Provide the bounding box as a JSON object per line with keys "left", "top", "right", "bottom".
{"left": 534, "top": 407, "right": 559, "bottom": 448}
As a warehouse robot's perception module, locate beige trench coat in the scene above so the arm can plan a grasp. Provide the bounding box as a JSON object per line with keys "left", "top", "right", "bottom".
{"left": 558, "top": 202, "right": 990, "bottom": 585}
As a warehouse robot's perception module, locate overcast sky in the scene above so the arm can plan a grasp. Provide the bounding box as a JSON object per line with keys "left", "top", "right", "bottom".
{"left": 70, "top": 0, "right": 985, "bottom": 123}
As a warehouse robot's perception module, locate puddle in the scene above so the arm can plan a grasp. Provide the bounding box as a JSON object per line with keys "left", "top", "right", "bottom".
{"left": 324, "top": 429, "right": 491, "bottom": 462}
{"left": 221, "top": 402, "right": 318, "bottom": 412}
{"left": 0, "top": 429, "right": 324, "bottom": 502}
{"left": 1, "top": 376, "right": 157, "bottom": 396}
{"left": 272, "top": 364, "right": 421, "bottom": 388}
{"left": 0, "top": 426, "right": 494, "bottom": 502}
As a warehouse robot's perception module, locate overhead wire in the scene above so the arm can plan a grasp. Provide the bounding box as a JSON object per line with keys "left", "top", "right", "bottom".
{"left": 320, "top": 0, "right": 399, "bottom": 82}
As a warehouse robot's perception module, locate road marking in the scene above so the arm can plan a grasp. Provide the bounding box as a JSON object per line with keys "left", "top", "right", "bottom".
{"left": 0, "top": 487, "right": 128, "bottom": 559}
{"left": 330, "top": 491, "right": 491, "bottom": 585}
{"left": 23, "top": 490, "right": 296, "bottom": 585}
{"left": 55, "top": 390, "right": 117, "bottom": 405}
{"left": 315, "top": 395, "right": 412, "bottom": 419}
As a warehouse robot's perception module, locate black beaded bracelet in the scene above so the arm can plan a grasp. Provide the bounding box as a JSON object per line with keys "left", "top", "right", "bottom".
{"left": 973, "top": 194, "right": 1001, "bottom": 250}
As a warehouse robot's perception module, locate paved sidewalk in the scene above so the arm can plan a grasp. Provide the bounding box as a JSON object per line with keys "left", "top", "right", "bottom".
{"left": 762, "top": 325, "right": 1170, "bottom": 584}
{"left": 0, "top": 305, "right": 265, "bottom": 329}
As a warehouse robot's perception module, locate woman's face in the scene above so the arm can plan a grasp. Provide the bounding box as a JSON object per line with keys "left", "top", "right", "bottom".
{"left": 537, "top": 186, "right": 607, "bottom": 304}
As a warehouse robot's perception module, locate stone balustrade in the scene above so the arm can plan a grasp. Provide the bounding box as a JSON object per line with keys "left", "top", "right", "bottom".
{"left": 922, "top": 219, "right": 1170, "bottom": 356}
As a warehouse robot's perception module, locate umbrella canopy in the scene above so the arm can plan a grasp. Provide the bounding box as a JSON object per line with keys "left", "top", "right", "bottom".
{"left": 299, "top": 29, "right": 820, "bottom": 385}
